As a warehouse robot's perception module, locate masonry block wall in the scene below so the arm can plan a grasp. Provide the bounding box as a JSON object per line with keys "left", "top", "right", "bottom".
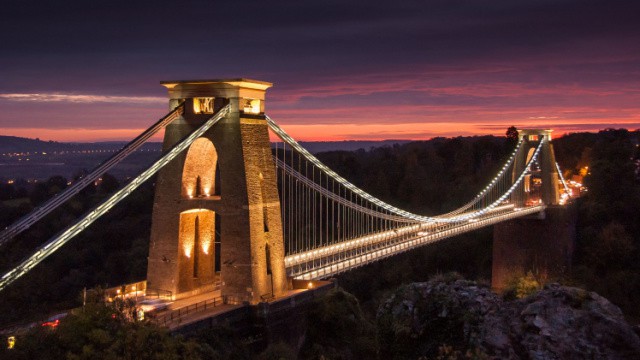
{"left": 146, "top": 79, "right": 288, "bottom": 303}
{"left": 513, "top": 129, "right": 560, "bottom": 206}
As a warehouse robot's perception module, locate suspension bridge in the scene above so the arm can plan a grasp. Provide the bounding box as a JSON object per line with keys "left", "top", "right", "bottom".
{"left": 0, "top": 79, "right": 573, "bottom": 317}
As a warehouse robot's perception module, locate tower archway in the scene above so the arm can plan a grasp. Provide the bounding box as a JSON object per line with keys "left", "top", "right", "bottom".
{"left": 513, "top": 129, "right": 560, "bottom": 206}
{"left": 147, "top": 79, "right": 288, "bottom": 303}
{"left": 177, "top": 209, "right": 215, "bottom": 292}
{"left": 182, "top": 137, "right": 218, "bottom": 198}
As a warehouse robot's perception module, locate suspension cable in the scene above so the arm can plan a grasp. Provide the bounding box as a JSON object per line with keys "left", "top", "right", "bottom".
{"left": 0, "top": 103, "right": 186, "bottom": 247}
{"left": 274, "top": 157, "right": 414, "bottom": 223}
{"left": 556, "top": 162, "right": 571, "bottom": 194}
{"left": 0, "top": 105, "right": 230, "bottom": 292}
{"left": 440, "top": 138, "right": 525, "bottom": 216}
{"left": 267, "top": 115, "right": 544, "bottom": 223}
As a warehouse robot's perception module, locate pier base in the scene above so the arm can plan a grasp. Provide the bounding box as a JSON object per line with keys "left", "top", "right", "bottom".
{"left": 492, "top": 205, "right": 576, "bottom": 292}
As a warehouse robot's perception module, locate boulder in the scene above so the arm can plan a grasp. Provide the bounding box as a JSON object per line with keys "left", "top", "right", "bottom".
{"left": 377, "top": 279, "right": 640, "bottom": 359}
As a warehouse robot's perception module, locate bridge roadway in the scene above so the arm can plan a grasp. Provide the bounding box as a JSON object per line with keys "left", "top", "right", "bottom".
{"left": 151, "top": 288, "right": 241, "bottom": 330}
{"left": 150, "top": 205, "right": 545, "bottom": 329}
{"left": 150, "top": 286, "right": 321, "bottom": 331}
{"left": 286, "top": 204, "right": 545, "bottom": 280}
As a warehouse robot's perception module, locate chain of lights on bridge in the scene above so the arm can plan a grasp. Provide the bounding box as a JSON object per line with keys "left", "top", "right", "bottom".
{"left": 0, "top": 107, "right": 569, "bottom": 292}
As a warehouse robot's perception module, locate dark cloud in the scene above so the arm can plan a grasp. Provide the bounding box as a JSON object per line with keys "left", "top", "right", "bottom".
{"left": 0, "top": 0, "right": 639, "bottom": 140}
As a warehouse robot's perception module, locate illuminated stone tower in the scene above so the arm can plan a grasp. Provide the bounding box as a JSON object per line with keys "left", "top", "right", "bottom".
{"left": 492, "top": 128, "right": 572, "bottom": 292}
{"left": 512, "top": 129, "right": 560, "bottom": 206}
{"left": 146, "top": 79, "right": 288, "bottom": 303}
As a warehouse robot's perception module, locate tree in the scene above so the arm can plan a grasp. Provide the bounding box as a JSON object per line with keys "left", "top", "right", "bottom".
{"left": 1, "top": 291, "right": 212, "bottom": 359}
{"left": 300, "top": 289, "right": 378, "bottom": 360}
{"left": 0, "top": 183, "right": 16, "bottom": 201}
{"left": 582, "top": 129, "right": 640, "bottom": 231}
{"left": 572, "top": 128, "right": 640, "bottom": 322}
{"left": 98, "top": 173, "right": 120, "bottom": 194}
{"left": 505, "top": 126, "right": 519, "bottom": 151}
{"left": 46, "top": 175, "right": 68, "bottom": 195}
{"left": 585, "top": 222, "right": 635, "bottom": 274}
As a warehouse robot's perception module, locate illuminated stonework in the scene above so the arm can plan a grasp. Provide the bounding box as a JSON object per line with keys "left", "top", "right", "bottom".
{"left": 148, "top": 79, "right": 288, "bottom": 303}
{"left": 193, "top": 97, "right": 214, "bottom": 114}
{"left": 512, "top": 129, "right": 560, "bottom": 205}
{"left": 243, "top": 98, "right": 261, "bottom": 114}
{"left": 182, "top": 137, "right": 218, "bottom": 198}
{"left": 178, "top": 209, "right": 215, "bottom": 292}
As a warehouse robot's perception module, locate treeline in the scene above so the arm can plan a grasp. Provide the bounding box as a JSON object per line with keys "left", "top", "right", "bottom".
{"left": 0, "top": 130, "right": 640, "bottom": 358}
{"left": 0, "top": 173, "right": 153, "bottom": 326}
{"left": 0, "top": 128, "right": 638, "bottom": 333}
{"left": 571, "top": 129, "right": 640, "bottom": 321}
{"left": 315, "top": 135, "right": 514, "bottom": 215}
{"left": 332, "top": 128, "right": 640, "bottom": 323}
{"left": 0, "top": 134, "right": 515, "bottom": 327}
{"left": 316, "top": 135, "right": 516, "bottom": 314}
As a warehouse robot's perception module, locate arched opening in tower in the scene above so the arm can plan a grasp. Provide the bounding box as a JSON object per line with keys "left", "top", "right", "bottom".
{"left": 524, "top": 147, "right": 542, "bottom": 205}
{"left": 182, "top": 137, "right": 219, "bottom": 198}
{"left": 178, "top": 209, "right": 215, "bottom": 293}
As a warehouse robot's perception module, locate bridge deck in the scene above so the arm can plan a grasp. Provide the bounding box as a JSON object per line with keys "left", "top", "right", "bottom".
{"left": 152, "top": 286, "right": 315, "bottom": 330}
{"left": 288, "top": 205, "right": 545, "bottom": 280}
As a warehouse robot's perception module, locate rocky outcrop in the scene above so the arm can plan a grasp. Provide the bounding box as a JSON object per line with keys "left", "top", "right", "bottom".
{"left": 377, "top": 279, "right": 640, "bottom": 359}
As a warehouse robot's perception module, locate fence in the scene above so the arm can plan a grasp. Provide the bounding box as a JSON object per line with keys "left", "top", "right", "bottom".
{"left": 145, "top": 288, "right": 173, "bottom": 301}
{"left": 153, "top": 295, "right": 244, "bottom": 327}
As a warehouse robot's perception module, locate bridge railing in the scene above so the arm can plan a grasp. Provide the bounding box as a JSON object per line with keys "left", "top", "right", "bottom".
{"left": 152, "top": 295, "right": 244, "bottom": 328}
{"left": 289, "top": 205, "right": 546, "bottom": 280}
{"left": 153, "top": 297, "right": 223, "bottom": 327}
{"left": 145, "top": 288, "right": 173, "bottom": 301}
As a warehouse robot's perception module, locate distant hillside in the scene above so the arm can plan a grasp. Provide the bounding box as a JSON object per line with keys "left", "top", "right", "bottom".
{"left": 0, "top": 136, "right": 158, "bottom": 154}
{"left": 0, "top": 135, "right": 411, "bottom": 154}
{"left": 0, "top": 136, "right": 413, "bottom": 181}
{"left": 298, "top": 140, "right": 410, "bottom": 153}
{"left": 0, "top": 136, "right": 68, "bottom": 154}
{"left": 0, "top": 136, "right": 162, "bottom": 181}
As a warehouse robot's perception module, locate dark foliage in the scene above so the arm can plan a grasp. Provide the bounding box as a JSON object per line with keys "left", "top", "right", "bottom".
{"left": 571, "top": 129, "right": 640, "bottom": 321}
{"left": 0, "top": 173, "right": 154, "bottom": 327}
{"left": 299, "top": 288, "right": 378, "bottom": 360}
{"left": 2, "top": 128, "right": 640, "bottom": 358}
{"left": 0, "top": 294, "right": 214, "bottom": 360}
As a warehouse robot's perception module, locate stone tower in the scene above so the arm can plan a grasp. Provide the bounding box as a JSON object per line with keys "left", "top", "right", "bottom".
{"left": 146, "top": 79, "right": 288, "bottom": 303}
{"left": 512, "top": 129, "right": 560, "bottom": 206}
{"left": 492, "top": 129, "right": 572, "bottom": 292}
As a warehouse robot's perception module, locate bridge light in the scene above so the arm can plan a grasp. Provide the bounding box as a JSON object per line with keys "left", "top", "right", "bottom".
{"left": 193, "top": 97, "right": 214, "bottom": 114}
{"left": 243, "top": 99, "right": 261, "bottom": 114}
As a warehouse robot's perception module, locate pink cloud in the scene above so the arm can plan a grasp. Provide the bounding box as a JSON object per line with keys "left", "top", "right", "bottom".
{"left": 0, "top": 93, "right": 166, "bottom": 104}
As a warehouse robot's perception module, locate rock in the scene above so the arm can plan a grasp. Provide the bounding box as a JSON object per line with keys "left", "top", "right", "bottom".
{"left": 377, "top": 279, "right": 640, "bottom": 359}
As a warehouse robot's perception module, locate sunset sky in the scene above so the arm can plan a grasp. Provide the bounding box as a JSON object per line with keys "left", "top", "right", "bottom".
{"left": 1, "top": 1, "right": 639, "bottom": 142}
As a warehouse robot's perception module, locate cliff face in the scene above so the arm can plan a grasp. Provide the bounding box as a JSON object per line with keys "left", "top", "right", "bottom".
{"left": 377, "top": 279, "right": 640, "bottom": 359}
